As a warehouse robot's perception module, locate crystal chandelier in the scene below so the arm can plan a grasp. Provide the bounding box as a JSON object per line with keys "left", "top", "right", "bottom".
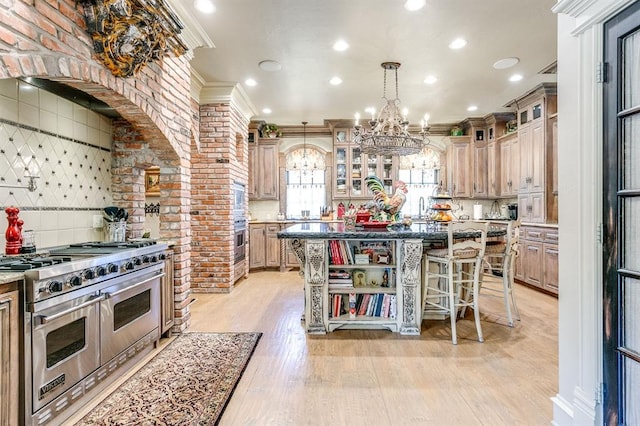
{"left": 353, "top": 62, "right": 431, "bottom": 156}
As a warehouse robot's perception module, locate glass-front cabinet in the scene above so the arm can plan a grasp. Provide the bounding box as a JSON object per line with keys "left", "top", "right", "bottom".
{"left": 333, "top": 128, "right": 398, "bottom": 199}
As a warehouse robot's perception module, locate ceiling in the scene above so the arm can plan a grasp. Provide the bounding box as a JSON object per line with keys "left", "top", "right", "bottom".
{"left": 176, "top": 0, "right": 558, "bottom": 128}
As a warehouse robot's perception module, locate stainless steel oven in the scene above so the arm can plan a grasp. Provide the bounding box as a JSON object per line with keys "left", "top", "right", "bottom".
{"left": 15, "top": 241, "right": 168, "bottom": 425}
{"left": 234, "top": 217, "right": 246, "bottom": 264}
{"left": 29, "top": 291, "right": 102, "bottom": 412}
{"left": 100, "top": 267, "right": 161, "bottom": 361}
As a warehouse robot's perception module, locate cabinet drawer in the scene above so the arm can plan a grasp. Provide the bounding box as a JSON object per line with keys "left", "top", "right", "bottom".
{"left": 266, "top": 224, "right": 280, "bottom": 233}
{"left": 544, "top": 229, "right": 558, "bottom": 243}
{"left": 524, "top": 228, "right": 544, "bottom": 241}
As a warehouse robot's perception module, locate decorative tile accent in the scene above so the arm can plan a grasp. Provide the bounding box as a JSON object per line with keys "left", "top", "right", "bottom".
{"left": 0, "top": 81, "right": 114, "bottom": 248}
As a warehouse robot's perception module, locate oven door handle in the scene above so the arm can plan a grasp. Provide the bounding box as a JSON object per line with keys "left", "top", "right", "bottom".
{"left": 37, "top": 294, "right": 105, "bottom": 325}
{"left": 102, "top": 272, "right": 165, "bottom": 299}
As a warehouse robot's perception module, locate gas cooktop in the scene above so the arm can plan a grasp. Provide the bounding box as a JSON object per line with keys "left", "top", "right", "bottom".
{"left": 0, "top": 255, "right": 72, "bottom": 271}
{"left": 69, "top": 240, "right": 158, "bottom": 249}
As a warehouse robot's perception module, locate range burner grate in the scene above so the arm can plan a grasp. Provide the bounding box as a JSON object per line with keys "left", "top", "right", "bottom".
{"left": 0, "top": 256, "right": 72, "bottom": 271}
{"left": 69, "top": 241, "right": 157, "bottom": 249}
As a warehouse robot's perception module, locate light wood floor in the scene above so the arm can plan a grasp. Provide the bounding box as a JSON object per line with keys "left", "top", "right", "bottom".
{"left": 189, "top": 270, "right": 558, "bottom": 426}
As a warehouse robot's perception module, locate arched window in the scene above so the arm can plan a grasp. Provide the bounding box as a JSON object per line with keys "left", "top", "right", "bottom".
{"left": 285, "top": 147, "right": 326, "bottom": 219}
{"left": 397, "top": 148, "right": 441, "bottom": 217}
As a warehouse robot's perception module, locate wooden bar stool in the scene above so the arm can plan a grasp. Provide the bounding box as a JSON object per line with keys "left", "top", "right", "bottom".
{"left": 481, "top": 219, "right": 521, "bottom": 327}
{"left": 422, "top": 221, "right": 488, "bottom": 344}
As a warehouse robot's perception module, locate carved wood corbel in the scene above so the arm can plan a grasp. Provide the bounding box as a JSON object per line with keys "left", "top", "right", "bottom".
{"left": 79, "top": 0, "right": 188, "bottom": 78}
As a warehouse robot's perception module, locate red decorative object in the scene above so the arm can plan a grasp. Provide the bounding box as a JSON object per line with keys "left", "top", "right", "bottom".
{"left": 361, "top": 221, "right": 391, "bottom": 230}
{"left": 5, "top": 206, "right": 22, "bottom": 255}
{"left": 337, "top": 202, "right": 345, "bottom": 219}
{"left": 355, "top": 211, "right": 371, "bottom": 223}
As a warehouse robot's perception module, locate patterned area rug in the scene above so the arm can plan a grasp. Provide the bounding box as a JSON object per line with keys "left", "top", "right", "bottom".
{"left": 75, "top": 332, "right": 262, "bottom": 426}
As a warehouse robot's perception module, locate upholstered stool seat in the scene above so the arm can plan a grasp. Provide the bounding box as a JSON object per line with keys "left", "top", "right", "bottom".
{"left": 484, "top": 241, "right": 507, "bottom": 254}
{"left": 426, "top": 247, "right": 478, "bottom": 259}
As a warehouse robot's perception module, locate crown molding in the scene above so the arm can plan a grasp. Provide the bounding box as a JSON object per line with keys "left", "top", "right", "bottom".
{"left": 165, "top": 0, "right": 215, "bottom": 50}
{"left": 199, "top": 82, "right": 257, "bottom": 121}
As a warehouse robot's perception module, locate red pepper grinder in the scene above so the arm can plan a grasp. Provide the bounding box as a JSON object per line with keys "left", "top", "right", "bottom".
{"left": 5, "top": 206, "right": 22, "bottom": 255}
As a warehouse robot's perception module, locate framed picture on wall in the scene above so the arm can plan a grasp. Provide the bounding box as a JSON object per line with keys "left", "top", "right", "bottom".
{"left": 145, "top": 167, "right": 160, "bottom": 196}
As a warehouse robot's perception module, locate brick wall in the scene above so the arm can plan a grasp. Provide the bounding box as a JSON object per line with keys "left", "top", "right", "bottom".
{"left": 191, "top": 102, "right": 249, "bottom": 292}
{"left": 0, "top": 0, "right": 193, "bottom": 331}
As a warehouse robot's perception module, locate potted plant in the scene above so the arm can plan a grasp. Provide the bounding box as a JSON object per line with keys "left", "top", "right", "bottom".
{"left": 261, "top": 123, "right": 281, "bottom": 138}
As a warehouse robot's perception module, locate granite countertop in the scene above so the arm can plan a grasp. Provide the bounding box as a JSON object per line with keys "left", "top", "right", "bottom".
{"left": 278, "top": 222, "right": 506, "bottom": 241}
{"left": 249, "top": 219, "right": 342, "bottom": 224}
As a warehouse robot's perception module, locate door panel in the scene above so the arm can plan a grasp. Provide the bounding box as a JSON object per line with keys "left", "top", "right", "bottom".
{"left": 603, "top": 2, "right": 640, "bottom": 424}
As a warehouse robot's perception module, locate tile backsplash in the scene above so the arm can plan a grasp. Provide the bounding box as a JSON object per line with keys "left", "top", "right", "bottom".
{"left": 0, "top": 78, "right": 114, "bottom": 249}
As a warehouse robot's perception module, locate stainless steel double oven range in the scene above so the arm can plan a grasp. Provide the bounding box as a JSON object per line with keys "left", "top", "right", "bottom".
{"left": 12, "top": 241, "right": 168, "bottom": 425}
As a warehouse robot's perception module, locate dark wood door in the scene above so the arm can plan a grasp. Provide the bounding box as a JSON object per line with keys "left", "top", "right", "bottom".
{"left": 603, "top": 2, "right": 640, "bottom": 424}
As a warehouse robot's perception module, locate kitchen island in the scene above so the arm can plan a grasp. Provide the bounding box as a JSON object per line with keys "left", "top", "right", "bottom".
{"left": 278, "top": 222, "right": 506, "bottom": 335}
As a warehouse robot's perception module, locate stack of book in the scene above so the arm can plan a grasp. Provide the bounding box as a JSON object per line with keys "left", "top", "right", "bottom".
{"left": 328, "top": 270, "right": 353, "bottom": 287}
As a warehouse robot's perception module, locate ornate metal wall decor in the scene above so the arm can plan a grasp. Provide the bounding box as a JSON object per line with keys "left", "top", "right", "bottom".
{"left": 80, "top": 0, "right": 188, "bottom": 78}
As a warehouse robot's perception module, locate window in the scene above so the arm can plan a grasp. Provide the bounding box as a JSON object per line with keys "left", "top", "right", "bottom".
{"left": 397, "top": 149, "right": 441, "bottom": 217}
{"left": 285, "top": 148, "right": 326, "bottom": 219}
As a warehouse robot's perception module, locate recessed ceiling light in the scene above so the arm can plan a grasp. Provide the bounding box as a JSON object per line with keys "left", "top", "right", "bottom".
{"left": 194, "top": 0, "right": 215, "bottom": 14}
{"left": 493, "top": 57, "right": 520, "bottom": 69}
{"left": 424, "top": 75, "right": 438, "bottom": 85}
{"left": 404, "top": 0, "right": 426, "bottom": 11}
{"left": 509, "top": 74, "right": 523, "bottom": 82}
{"left": 245, "top": 78, "right": 257, "bottom": 87}
{"left": 262, "top": 108, "right": 272, "bottom": 114}
{"left": 258, "top": 60, "right": 282, "bottom": 72}
{"left": 333, "top": 40, "right": 349, "bottom": 51}
{"left": 467, "top": 105, "right": 478, "bottom": 112}
{"left": 329, "top": 76, "right": 342, "bottom": 85}
{"left": 449, "top": 38, "right": 467, "bottom": 49}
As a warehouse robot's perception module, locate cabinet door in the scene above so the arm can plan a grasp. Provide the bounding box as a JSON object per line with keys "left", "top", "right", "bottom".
{"left": 249, "top": 224, "right": 266, "bottom": 269}
{"left": 543, "top": 243, "right": 559, "bottom": 294}
{"left": 487, "top": 141, "right": 500, "bottom": 197}
{"left": 248, "top": 145, "right": 257, "bottom": 199}
{"left": 473, "top": 142, "right": 488, "bottom": 198}
{"left": 518, "top": 124, "right": 531, "bottom": 191}
{"left": 334, "top": 144, "right": 348, "bottom": 198}
{"left": 523, "top": 240, "right": 543, "bottom": 288}
{"left": 449, "top": 137, "right": 471, "bottom": 197}
{"left": 499, "top": 139, "right": 514, "bottom": 196}
{"left": 529, "top": 119, "right": 546, "bottom": 192}
{"left": 0, "top": 290, "right": 19, "bottom": 425}
{"left": 266, "top": 224, "right": 281, "bottom": 267}
{"left": 258, "top": 143, "right": 279, "bottom": 199}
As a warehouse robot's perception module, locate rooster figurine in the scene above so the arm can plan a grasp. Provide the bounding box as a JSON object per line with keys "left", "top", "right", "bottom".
{"left": 364, "top": 176, "right": 408, "bottom": 223}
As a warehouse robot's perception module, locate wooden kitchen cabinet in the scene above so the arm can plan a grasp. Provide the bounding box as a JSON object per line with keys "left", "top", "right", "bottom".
{"left": 512, "top": 83, "right": 557, "bottom": 223}
{"left": 498, "top": 132, "right": 519, "bottom": 197}
{"left": 333, "top": 128, "right": 397, "bottom": 199}
{"left": 266, "top": 224, "right": 281, "bottom": 268}
{"left": 447, "top": 136, "right": 471, "bottom": 198}
{"left": 0, "top": 282, "right": 19, "bottom": 426}
{"left": 518, "top": 191, "right": 546, "bottom": 223}
{"left": 249, "top": 138, "right": 279, "bottom": 200}
{"left": 472, "top": 140, "right": 489, "bottom": 198}
{"left": 487, "top": 139, "right": 500, "bottom": 198}
{"left": 515, "top": 225, "right": 559, "bottom": 295}
{"left": 249, "top": 223, "right": 280, "bottom": 269}
{"left": 160, "top": 250, "right": 174, "bottom": 336}
{"left": 249, "top": 223, "right": 266, "bottom": 269}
